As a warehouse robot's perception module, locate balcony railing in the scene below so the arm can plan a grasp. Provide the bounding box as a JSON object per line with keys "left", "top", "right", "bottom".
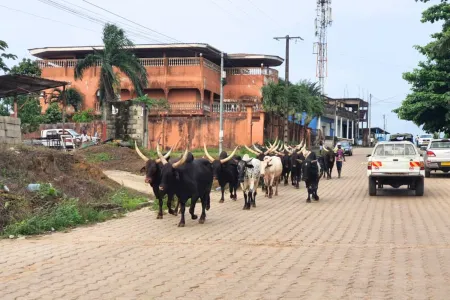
{"left": 37, "top": 58, "right": 276, "bottom": 78}
{"left": 211, "top": 103, "right": 263, "bottom": 114}
{"left": 226, "top": 67, "right": 278, "bottom": 77}
{"left": 324, "top": 104, "right": 358, "bottom": 120}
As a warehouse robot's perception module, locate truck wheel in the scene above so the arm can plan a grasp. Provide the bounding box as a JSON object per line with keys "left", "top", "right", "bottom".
{"left": 369, "top": 178, "right": 377, "bottom": 196}
{"left": 415, "top": 178, "right": 424, "bottom": 196}
{"left": 425, "top": 169, "right": 431, "bottom": 178}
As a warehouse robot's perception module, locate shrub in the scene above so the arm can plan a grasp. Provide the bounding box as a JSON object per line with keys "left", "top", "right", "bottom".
{"left": 72, "top": 109, "right": 97, "bottom": 123}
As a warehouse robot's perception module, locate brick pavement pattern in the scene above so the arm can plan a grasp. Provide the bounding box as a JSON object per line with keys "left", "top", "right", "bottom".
{"left": 2, "top": 148, "right": 450, "bottom": 299}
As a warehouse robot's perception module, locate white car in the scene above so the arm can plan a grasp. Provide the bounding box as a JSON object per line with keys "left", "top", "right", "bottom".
{"left": 367, "top": 141, "right": 425, "bottom": 196}
{"left": 417, "top": 134, "right": 433, "bottom": 147}
{"left": 422, "top": 138, "right": 450, "bottom": 177}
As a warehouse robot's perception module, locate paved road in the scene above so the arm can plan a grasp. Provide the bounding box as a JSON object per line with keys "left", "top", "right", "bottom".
{"left": 2, "top": 148, "right": 450, "bottom": 300}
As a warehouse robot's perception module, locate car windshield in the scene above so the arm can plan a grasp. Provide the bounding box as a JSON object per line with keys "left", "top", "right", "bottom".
{"left": 65, "top": 129, "right": 80, "bottom": 137}
{"left": 340, "top": 142, "right": 349, "bottom": 147}
{"left": 420, "top": 135, "right": 432, "bottom": 138}
{"left": 374, "top": 143, "right": 417, "bottom": 156}
{"left": 429, "top": 140, "right": 450, "bottom": 149}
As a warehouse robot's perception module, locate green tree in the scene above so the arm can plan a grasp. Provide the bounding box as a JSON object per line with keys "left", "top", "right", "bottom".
{"left": 393, "top": 0, "right": 450, "bottom": 135}
{"left": 299, "top": 80, "right": 324, "bottom": 141}
{"left": 19, "top": 97, "right": 45, "bottom": 133}
{"left": 43, "top": 102, "right": 63, "bottom": 124}
{"left": 0, "top": 40, "right": 17, "bottom": 73}
{"left": 74, "top": 24, "right": 148, "bottom": 121}
{"left": 9, "top": 58, "right": 41, "bottom": 76}
{"left": 51, "top": 87, "right": 84, "bottom": 112}
{"left": 72, "top": 109, "right": 96, "bottom": 123}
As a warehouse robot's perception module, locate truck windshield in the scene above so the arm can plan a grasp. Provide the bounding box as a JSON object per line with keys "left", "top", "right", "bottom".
{"left": 420, "top": 135, "right": 432, "bottom": 138}
{"left": 430, "top": 141, "right": 450, "bottom": 149}
{"left": 374, "top": 144, "right": 417, "bottom": 156}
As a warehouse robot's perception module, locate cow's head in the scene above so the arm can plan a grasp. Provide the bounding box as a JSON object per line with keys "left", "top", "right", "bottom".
{"left": 260, "top": 156, "right": 274, "bottom": 176}
{"left": 157, "top": 142, "right": 189, "bottom": 193}
{"left": 135, "top": 141, "right": 173, "bottom": 184}
{"left": 203, "top": 144, "right": 238, "bottom": 181}
{"left": 237, "top": 159, "right": 254, "bottom": 183}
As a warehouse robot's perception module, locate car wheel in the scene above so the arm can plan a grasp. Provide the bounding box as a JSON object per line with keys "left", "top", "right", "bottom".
{"left": 425, "top": 169, "right": 431, "bottom": 178}
{"left": 415, "top": 178, "right": 424, "bottom": 196}
{"left": 369, "top": 177, "right": 377, "bottom": 196}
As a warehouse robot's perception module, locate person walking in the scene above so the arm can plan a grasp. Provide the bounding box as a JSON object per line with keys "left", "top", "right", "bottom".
{"left": 335, "top": 142, "right": 346, "bottom": 178}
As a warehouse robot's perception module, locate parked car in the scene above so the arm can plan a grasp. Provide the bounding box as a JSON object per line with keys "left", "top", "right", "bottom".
{"left": 339, "top": 141, "right": 353, "bottom": 156}
{"left": 367, "top": 141, "right": 424, "bottom": 196}
{"left": 417, "top": 134, "right": 433, "bottom": 147}
{"left": 40, "top": 129, "right": 81, "bottom": 149}
{"left": 389, "top": 133, "right": 414, "bottom": 143}
{"left": 422, "top": 138, "right": 450, "bottom": 177}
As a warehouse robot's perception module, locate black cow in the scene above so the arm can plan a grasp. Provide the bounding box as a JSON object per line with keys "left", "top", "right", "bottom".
{"left": 322, "top": 148, "right": 335, "bottom": 179}
{"left": 203, "top": 145, "right": 239, "bottom": 203}
{"left": 135, "top": 142, "right": 177, "bottom": 219}
{"left": 302, "top": 151, "right": 320, "bottom": 203}
{"left": 290, "top": 151, "right": 305, "bottom": 189}
{"left": 281, "top": 151, "right": 291, "bottom": 186}
{"left": 158, "top": 145, "right": 213, "bottom": 227}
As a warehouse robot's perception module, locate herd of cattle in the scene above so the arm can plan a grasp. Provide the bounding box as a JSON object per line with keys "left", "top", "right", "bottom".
{"left": 135, "top": 138, "right": 340, "bottom": 227}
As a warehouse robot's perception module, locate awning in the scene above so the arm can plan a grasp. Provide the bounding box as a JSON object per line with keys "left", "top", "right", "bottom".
{"left": 0, "top": 74, "right": 68, "bottom": 98}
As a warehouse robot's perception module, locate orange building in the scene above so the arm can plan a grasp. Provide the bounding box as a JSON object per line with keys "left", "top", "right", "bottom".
{"left": 29, "top": 43, "right": 283, "bottom": 148}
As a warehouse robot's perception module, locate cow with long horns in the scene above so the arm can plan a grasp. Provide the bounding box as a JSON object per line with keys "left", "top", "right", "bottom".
{"left": 157, "top": 143, "right": 213, "bottom": 227}
{"left": 301, "top": 145, "right": 320, "bottom": 203}
{"left": 237, "top": 154, "right": 261, "bottom": 209}
{"left": 203, "top": 144, "right": 239, "bottom": 203}
{"left": 135, "top": 141, "right": 178, "bottom": 219}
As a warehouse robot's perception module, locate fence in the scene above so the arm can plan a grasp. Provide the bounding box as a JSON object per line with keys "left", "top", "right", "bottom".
{"left": 0, "top": 117, "right": 21, "bottom": 145}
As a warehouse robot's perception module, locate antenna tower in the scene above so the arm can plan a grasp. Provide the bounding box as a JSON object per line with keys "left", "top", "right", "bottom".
{"left": 313, "top": 0, "right": 332, "bottom": 96}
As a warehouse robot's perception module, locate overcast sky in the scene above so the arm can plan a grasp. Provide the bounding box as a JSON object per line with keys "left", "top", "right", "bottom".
{"left": 1, "top": 0, "right": 440, "bottom": 136}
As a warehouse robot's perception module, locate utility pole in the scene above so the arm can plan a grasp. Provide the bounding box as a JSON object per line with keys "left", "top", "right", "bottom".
{"left": 369, "top": 93, "right": 372, "bottom": 145}
{"left": 274, "top": 35, "right": 303, "bottom": 143}
{"left": 383, "top": 114, "right": 386, "bottom": 141}
{"left": 219, "top": 52, "right": 224, "bottom": 153}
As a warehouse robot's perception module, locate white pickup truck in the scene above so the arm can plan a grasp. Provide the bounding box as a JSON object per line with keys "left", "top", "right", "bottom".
{"left": 422, "top": 138, "right": 450, "bottom": 177}
{"left": 367, "top": 141, "right": 425, "bottom": 196}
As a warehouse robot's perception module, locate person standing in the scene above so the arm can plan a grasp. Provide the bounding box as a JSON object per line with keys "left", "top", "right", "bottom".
{"left": 335, "top": 143, "right": 346, "bottom": 178}
{"left": 416, "top": 135, "right": 420, "bottom": 147}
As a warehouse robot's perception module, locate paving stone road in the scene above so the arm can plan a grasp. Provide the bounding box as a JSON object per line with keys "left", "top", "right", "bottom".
{"left": 2, "top": 148, "right": 450, "bottom": 300}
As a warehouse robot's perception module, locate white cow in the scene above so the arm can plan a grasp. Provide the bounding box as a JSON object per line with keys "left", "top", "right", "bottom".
{"left": 237, "top": 155, "right": 261, "bottom": 210}
{"left": 260, "top": 155, "right": 283, "bottom": 198}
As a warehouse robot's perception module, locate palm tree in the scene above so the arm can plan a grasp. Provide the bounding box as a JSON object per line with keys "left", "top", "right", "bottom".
{"left": 262, "top": 82, "right": 284, "bottom": 140}
{"left": 74, "top": 24, "right": 148, "bottom": 120}
{"left": 298, "top": 80, "right": 324, "bottom": 144}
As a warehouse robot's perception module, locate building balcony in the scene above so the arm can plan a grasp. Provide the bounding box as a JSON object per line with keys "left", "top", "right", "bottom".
{"left": 323, "top": 104, "right": 358, "bottom": 120}
{"left": 148, "top": 101, "right": 264, "bottom": 117}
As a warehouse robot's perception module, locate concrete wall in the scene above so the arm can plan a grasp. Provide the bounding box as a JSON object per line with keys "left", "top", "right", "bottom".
{"left": 149, "top": 110, "right": 265, "bottom": 150}
{"left": 106, "top": 101, "right": 146, "bottom": 145}
{"left": 0, "top": 117, "right": 21, "bottom": 145}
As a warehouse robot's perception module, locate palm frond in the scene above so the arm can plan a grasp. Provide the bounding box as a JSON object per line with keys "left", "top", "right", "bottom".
{"left": 74, "top": 53, "right": 101, "bottom": 80}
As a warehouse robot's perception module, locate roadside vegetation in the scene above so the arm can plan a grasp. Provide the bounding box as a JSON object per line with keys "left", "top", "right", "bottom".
{"left": 0, "top": 145, "right": 148, "bottom": 238}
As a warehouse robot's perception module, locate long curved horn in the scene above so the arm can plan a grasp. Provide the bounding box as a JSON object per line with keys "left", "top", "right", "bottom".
{"left": 220, "top": 146, "right": 238, "bottom": 164}
{"left": 203, "top": 143, "right": 215, "bottom": 163}
{"left": 245, "top": 145, "right": 260, "bottom": 155}
{"left": 173, "top": 148, "right": 189, "bottom": 169}
{"left": 284, "top": 143, "right": 293, "bottom": 154}
{"left": 264, "top": 139, "right": 279, "bottom": 155}
{"left": 277, "top": 142, "right": 284, "bottom": 151}
{"left": 252, "top": 144, "right": 263, "bottom": 153}
{"left": 135, "top": 141, "right": 149, "bottom": 162}
{"left": 274, "top": 150, "right": 284, "bottom": 156}
{"left": 156, "top": 142, "right": 168, "bottom": 165}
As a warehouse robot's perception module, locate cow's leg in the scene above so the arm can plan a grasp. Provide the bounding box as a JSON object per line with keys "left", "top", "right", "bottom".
{"left": 219, "top": 185, "right": 225, "bottom": 203}
{"left": 247, "top": 191, "right": 253, "bottom": 209}
{"left": 199, "top": 194, "right": 208, "bottom": 224}
{"left": 275, "top": 180, "right": 279, "bottom": 196}
{"left": 173, "top": 196, "right": 180, "bottom": 216}
{"left": 178, "top": 198, "right": 187, "bottom": 227}
{"left": 252, "top": 190, "right": 257, "bottom": 207}
{"left": 154, "top": 188, "right": 164, "bottom": 219}
{"left": 243, "top": 192, "right": 248, "bottom": 210}
{"left": 305, "top": 180, "right": 312, "bottom": 203}
{"left": 167, "top": 193, "right": 177, "bottom": 216}
{"left": 189, "top": 196, "right": 199, "bottom": 220}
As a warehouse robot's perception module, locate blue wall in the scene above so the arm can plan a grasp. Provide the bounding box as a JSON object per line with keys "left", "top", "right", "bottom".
{"left": 288, "top": 114, "right": 334, "bottom": 131}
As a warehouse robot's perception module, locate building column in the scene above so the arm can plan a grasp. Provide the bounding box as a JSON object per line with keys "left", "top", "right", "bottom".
{"left": 346, "top": 119, "right": 349, "bottom": 139}
{"left": 339, "top": 117, "right": 343, "bottom": 138}
{"left": 352, "top": 120, "right": 354, "bottom": 141}
{"left": 335, "top": 116, "right": 338, "bottom": 138}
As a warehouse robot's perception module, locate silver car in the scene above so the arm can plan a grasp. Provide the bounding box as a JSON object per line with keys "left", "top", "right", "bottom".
{"left": 422, "top": 139, "right": 450, "bottom": 177}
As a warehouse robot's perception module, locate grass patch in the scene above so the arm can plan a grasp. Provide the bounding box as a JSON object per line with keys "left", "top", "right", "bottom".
{"left": 111, "top": 189, "right": 148, "bottom": 211}
{"left": 86, "top": 152, "right": 113, "bottom": 163}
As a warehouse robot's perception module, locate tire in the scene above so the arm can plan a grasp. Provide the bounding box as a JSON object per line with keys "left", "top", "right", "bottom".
{"left": 425, "top": 169, "right": 431, "bottom": 178}
{"left": 369, "top": 177, "right": 377, "bottom": 196}
{"left": 415, "top": 178, "right": 424, "bottom": 196}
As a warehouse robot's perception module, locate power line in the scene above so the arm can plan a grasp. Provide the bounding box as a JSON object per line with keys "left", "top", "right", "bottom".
{"left": 0, "top": 4, "right": 98, "bottom": 33}
{"left": 36, "top": 0, "right": 165, "bottom": 44}
{"left": 82, "top": 0, "right": 180, "bottom": 43}
{"left": 209, "top": 0, "right": 246, "bottom": 23}
{"left": 245, "top": 0, "right": 277, "bottom": 25}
